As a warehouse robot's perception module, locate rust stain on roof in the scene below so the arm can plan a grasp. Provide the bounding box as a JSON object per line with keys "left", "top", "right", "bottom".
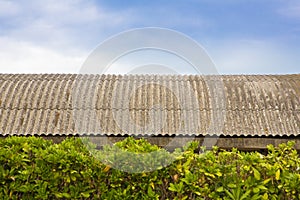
{"left": 0, "top": 74, "right": 299, "bottom": 137}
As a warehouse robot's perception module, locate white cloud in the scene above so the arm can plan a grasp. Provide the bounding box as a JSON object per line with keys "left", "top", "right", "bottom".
{"left": 1, "top": 0, "right": 132, "bottom": 48}
{"left": 0, "top": 37, "right": 85, "bottom": 73}
{"left": 106, "top": 49, "right": 198, "bottom": 74}
{"left": 1, "top": 0, "right": 298, "bottom": 75}
{"left": 0, "top": 0, "right": 133, "bottom": 73}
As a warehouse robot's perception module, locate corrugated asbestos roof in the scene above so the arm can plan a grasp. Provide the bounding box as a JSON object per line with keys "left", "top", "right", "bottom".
{"left": 0, "top": 74, "right": 299, "bottom": 137}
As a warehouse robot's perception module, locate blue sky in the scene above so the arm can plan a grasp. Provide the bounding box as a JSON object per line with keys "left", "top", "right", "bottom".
{"left": 0, "top": 0, "right": 299, "bottom": 74}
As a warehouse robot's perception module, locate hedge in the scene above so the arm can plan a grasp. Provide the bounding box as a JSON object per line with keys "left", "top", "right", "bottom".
{"left": 0, "top": 136, "right": 300, "bottom": 199}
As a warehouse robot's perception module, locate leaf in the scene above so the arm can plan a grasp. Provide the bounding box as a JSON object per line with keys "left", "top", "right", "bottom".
{"left": 258, "top": 185, "right": 268, "bottom": 191}
{"left": 103, "top": 165, "right": 111, "bottom": 172}
{"left": 62, "top": 193, "right": 71, "bottom": 198}
{"left": 262, "top": 193, "right": 268, "bottom": 200}
{"left": 216, "top": 171, "right": 222, "bottom": 177}
{"left": 263, "top": 178, "right": 271, "bottom": 185}
{"left": 253, "top": 167, "right": 261, "bottom": 180}
{"left": 80, "top": 192, "right": 90, "bottom": 198}
{"left": 194, "top": 191, "right": 201, "bottom": 196}
{"left": 150, "top": 182, "right": 155, "bottom": 189}
{"left": 240, "top": 190, "right": 251, "bottom": 200}
{"left": 228, "top": 183, "right": 236, "bottom": 188}
{"left": 216, "top": 186, "right": 224, "bottom": 192}
{"left": 176, "top": 163, "right": 183, "bottom": 173}
{"left": 66, "top": 176, "right": 71, "bottom": 183}
{"left": 147, "top": 186, "right": 155, "bottom": 196}
{"left": 225, "top": 189, "right": 235, "bottom": 200}
{"left": 243, "top": 165, "right": 250, "bottom": 171}
{"left": 275, "top": 169, "right": 280, "bottom": 180}
{"left": 182, "top": 196, "right": 188, "bottom": 200}
{"left": 250, "top": 194, "right": 262, "bottom": 200}
{"left": 71, "top": 175, "right": 76, "bottom": 181}
{"left": 253, "top": 187, "right": 260, "bottom": 194}
{"left": 54, "top": 193, "right": 63, "bottom": 198}
{"left": 168, "top": 183, "right": 177, "bottom": 192}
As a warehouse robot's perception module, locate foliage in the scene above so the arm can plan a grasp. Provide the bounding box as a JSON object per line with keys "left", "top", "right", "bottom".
{"left": 0, "top": 136, "right": 300, "bottom": 199}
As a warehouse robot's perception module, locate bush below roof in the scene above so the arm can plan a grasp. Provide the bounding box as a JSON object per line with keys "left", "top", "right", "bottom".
{"left": 0, "top": 136, "right": 300, "bottom": 199}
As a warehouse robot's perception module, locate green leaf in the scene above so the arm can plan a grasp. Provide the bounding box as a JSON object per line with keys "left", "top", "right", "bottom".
{"left": 275, "top": 169, "right": 280, "bottom": 180}
{"left": 240, "top": 190, "right": 251, "bottom": 200}
{"left": 253, "top": 167, "right": 261, "bottom": 180}
{"left": 258, "top": 185, "right": 268, "bottom": 191}
{"left": 54, "top": 193, "right": 63, "bottom": 198}
{"left": 228, "top": 183, "right": 236, "bottom": 188}
{"left": 250, "top": 194, "right": 262, "bottom": 200}
{"left": 80, "top": 192, "right": 90, "bottom": 198}
{"left": 225, "top": 189, "right": 235, "bottom": 200}
{"left": 262, "top": 193, "right": 268, "bottom": 200}
{"left": 62, "top": 193, "right": 71, "bottom": 198}
{"left": 216, "top": 186, "right": 224, "bottom": 192}
{"left": 263, "top": 178, "right": 271, "bottom": 185}
{"left": 216, "top": 171, "right": 222, "bottom": 177}
{"left": 194, "top": 191, "right": 201, "bottom": 196}
{"left": 168, "top": 183, "right": 177, "bottom": 192}
{"left": 147, "top": 186, "right": 155, "bottom": 196}
{"left": 253, "top": 187, "right": 260, "bottom": 194}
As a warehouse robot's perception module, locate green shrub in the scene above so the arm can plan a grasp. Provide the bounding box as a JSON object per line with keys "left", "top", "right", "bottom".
{"left": 0, "top": 136, "right": 299, "bottom": 199}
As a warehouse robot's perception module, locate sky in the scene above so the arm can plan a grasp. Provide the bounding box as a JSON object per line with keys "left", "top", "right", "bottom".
{"left": 0, "top": 0, "right": 299, "bottom": 74}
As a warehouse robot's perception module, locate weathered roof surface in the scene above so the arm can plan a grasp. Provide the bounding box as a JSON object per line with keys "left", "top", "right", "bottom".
{"left": 0, "top": 74, "right": 299, "bottom": 137}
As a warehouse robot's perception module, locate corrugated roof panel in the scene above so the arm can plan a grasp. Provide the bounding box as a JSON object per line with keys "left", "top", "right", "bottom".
{"left": 0, "top": 74, "right": 299, "bottom": 136}
{"left": 0, "top": 109, "right": 9, "bottom": 135}
{"left": 0, "top": 80, "right": 16, "bottom": 108}
{"left": 33, "top": 109, "right": 47, "bottom": 134}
